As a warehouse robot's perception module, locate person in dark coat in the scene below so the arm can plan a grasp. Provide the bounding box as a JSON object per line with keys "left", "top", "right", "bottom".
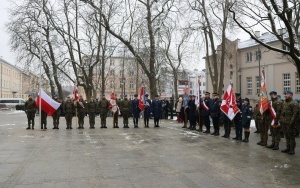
{"left": 131, "top": 94, "right": 141, "bottom": 128}
{"left": 241, "top": 98, "right": 252, "bottom": 142}
{"left": 151, "top": 94, "right": 163, "bottom": 127}
{"left": 233, "top": 93, "right": 243, "bottom": 140}
{"left": 86, "top": 96, "right": 97, "bottom": 129}
{"left": 63, "top": 96, "right": 75, "bottom": 129}
{"left": 25, "top": 94, "right": 37, "bottom": 130}
{"left": 188, "top": 95, "right": 197, "bottom": 130}
{"left": 163, "top": 98, "right": 170, "bottom": 119}
{"left": 76, "top": 95, "right": 86, "bottom": 129}
{"left": 210, "top": 93, "right": 221, "bottom": 136}
{"left": 170, "top": 97, "right": 174, "bottom": 119}
{"left": 52, "top": 96, "right": 61, "bottom": 129}
{"left": 143, "top": 94, "right": 152, "bottom": 128}
{"left": 120, "top": 95, "right": 131, "bottom": 128}
{"left": 202, "top": 92, "right": 213, "bottom": 133}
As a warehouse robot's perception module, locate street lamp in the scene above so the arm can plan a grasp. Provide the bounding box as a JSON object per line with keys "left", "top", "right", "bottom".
{"left": 238, "top": 68, "right": 242, "bottom": 94}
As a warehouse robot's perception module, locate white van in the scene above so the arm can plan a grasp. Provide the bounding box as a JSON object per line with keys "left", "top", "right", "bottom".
{"left": 0, "top": 98, "right": 26, "bottom": 109}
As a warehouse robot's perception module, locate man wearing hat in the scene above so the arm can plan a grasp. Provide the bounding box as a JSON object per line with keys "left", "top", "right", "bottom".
{"left": 241, "top": 98, "right": 252, "bottom": 142}
{"left": 210, "top": 92, "right": 221, "bottom": 136}
{"left": 63, "top": 96, "right": 75, "bottom": 129}
{"left": 76, "top": 95, "right": 86, "bottom": 129}
{"left": 131, "top": 94, "right": 141, "bottom": 128}
{"left": 280, "top": 90, "right": 298, "bottom": 154}
{"left": 52, "top": 95, "right": 61, "bottom": 129}
{"left": 202, "top": 92, "right": 213, "bottom": 133}
{"left": 120, "top": 95, "right": 131, "bottom": 128}
{"left": 188, "top": 95, "right": 197, "bottom": 130}
{"left": 86, "top": 96, "right": 97, "bottom": 129}
{"left": 266, "top": 91, "right": 282, "bottom": 150}
{"left": 143, "top": 94, "right": 152, "bottom": 128}
{"left": 98, "top": 94, "right": 110, "bottom": 128}
{"left": 151, "top": 94, "right": 163, "bottom": 127}
{"left": 25, "top": 94, "right": 37, "bottom": 130}
{"left": 233, "top": 93, "right": 243, "bottom": 140}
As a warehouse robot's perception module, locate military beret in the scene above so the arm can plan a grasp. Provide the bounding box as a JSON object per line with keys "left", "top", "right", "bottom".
{"left": 212, "top": 92, "right": 219, "bottom": 96}
{"left": 134, "top": 94, "right": 138, "bottom": 97}
{"left": 205, "top": 92, "right": 210, "bottom": 95}
{"left": 284, "top": 90, "right": 293, "bottom": 95}
{"left": 145, "top": 94, "right": 149, "bottom": 97}
{"left": 244, "top": 98, "right": 250, "bottom": 102}
{"left": 155, "top": 94, "right": 159, "bottom": 97}
{"left": 269, "top": 91, "right": 277, "bottom": 95}
{"left": 235, "top": 93, "right": 241, "bottom": 96}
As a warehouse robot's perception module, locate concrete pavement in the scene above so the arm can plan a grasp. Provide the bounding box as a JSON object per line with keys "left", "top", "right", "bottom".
{"left": 0, "top": 110, "right": 299, "bottom": 188}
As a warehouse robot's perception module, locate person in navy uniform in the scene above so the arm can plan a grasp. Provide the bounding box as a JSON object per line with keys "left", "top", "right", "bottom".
{"left": 151, "top": 94, "right": 163, "bottom": 127}
{"left": 143, "top": 94, "right": 152, "bottom": 128}
{"left": 202, "top": 92, "right": 213, "bottom": 133}
{"left": 241, "top": 98, "right": 252, "bottom": 142}
{"left": 131, "top": 94, "right": 141, "bottom": 128}
{"left": 233, "top": 93, "right": 243, "bottom": 141}
{"left": 210, "top": 92, "right": 221, "bottom": 136}
{"left": 188, "top": 95, "right": 197, "bottom": 130}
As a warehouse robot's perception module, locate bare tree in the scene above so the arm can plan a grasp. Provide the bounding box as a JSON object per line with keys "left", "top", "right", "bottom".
{"left": 189, "top": 0, "right": 232, "bottom": 95}
{"left": 229, "top": 0, "right": 300, "bottom": 75}
{"left": 80, "top": 0, "right": 175, "bottom": 98}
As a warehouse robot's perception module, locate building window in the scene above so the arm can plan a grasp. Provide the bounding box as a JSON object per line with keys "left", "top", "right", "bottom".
{"left": 230, "top": 64, "right": 233, "bottom": 69}
{"left": 110, "top": 81, "right": 114, "bottom": 89}
{"left": 282, "top": 44, "right": 290, "bottom": 51}
{"left": 230, "top": 71, "right": 233, "bottom": 77}
{"left": 110, "top": 70, "right": 115, "bottom": 76}
{"left": 296, "top": 73, "right": 300, "bottom": 93}
{"left": 119, "top": 70, "right": 122, "bottom": 76}
{"left": 110, "top": 60, "right": 115, "bottom": 66}
{"left": 256, "top": 76, "right": 260, "bottom": 95}
{"left": 189, "top": 81, "right": 193, "bottom": 88}
{"left": 246, "top": 52, "right": 252, "bottom": 62}
{"left": 120, "top": 80, "right": 123, "bottom": 89}
{"left": 129, "top": 80, "right": 134, "bottom": 89}
{"left": 283, "top": 73, "right": 291, "bottom": 92}
{"left": 246, "top": 77, "right": 252, "bottom": 95}
{"left": 129, "top": 71, "right": 134, "bottom": 76}
{"left": 255, "top": 50, "right": 262, "bottom": 61}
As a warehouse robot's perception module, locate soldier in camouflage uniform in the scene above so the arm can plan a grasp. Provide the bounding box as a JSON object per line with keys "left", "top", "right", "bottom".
{"left": 25, "top": 94, "right": 37, "bottom": 130}
{"left": 87, "top": 96, "right": 97, "bottom": 129}
{"left": 120, "top": 95, "right": 131, "bottom": 128}
{"left": 294, "top": 99, "right": 300, "bottom": 138}
{"left": 76, "top": 95, "right": 86, "bottom": 129}
{"left": 280, "top": 90, "right": 298, "bottom": 155}
{"left": 52, "top": 96, "right": 61, "bottom": 129}
{"left": 252, "top": 100, "right": 261, "bottom": 133}
{"left": 40, "top": 109, "right": 48, "bottom": 130}
{"left": 98, "top": 94, "right": 110, "bottom": 128}
{"left": 266, "top": 91, "right": 282, "bottom": 150}
{"left": 63, "top": 96, "right": 75, "bottom": 129}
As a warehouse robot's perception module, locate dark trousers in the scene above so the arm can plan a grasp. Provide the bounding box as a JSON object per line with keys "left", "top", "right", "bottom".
{"left": 223, "top": 118, "right": 232, "bottom": 136}
{"left": 234, "top": 116, "right": 242, "bottom": 138}
{"left": 133, "top": 117, "right": 139, "bottom": 126}
{"left": 212, "top": 117, "right": 219, "bottom": 133}
{"left": 204, "top": 116, "right": 210, "bottom": 131}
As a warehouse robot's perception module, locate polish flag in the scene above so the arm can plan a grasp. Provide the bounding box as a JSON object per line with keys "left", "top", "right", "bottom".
{"left": 110, "top": 92, "right": 119, "bottom": 114}
{"left": 202, "top": 101, "right": 209, "bottom": 111}
{"left": 138, "top": 86, "right": 145, "bottom": 111}
{"left": 36, "top": 88, "right": 61, "bottom": 116}
{"left": 220, "top": 83, "right": 240, "bottom": 120}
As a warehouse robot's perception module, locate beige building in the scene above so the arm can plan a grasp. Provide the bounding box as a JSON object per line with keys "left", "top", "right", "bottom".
{"left": 206, "top": 33, "right": 300, "bottom": 100}
{"left": 0, "top": 57, "right": 23, "bottom": 98}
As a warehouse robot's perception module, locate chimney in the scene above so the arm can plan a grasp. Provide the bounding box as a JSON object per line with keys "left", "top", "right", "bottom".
{"left": 255, "top": 31, "right": 261, "bottom": 37}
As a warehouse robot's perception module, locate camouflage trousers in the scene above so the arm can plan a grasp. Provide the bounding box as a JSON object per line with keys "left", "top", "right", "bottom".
{"left": 283, "top": 123, "right": 296, "bottom": 149}
{"left": 65, "top": 113, "right": 73, "bottom": 128}
{"left": 260, "top": 118, "right": 271, "bottom": 144}
{"left": 122, "top": 111, "right": 130, "bottom": 125}
{"left": 89, "top": 113, "right": 95, "bottom": 127}
{"left": 100, "top": 112, "right": 107, "bottom": 126}
{"left": 269, "top": 125, "right": 281, "bottom": 144}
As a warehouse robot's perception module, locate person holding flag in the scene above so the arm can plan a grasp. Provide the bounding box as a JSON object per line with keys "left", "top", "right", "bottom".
{"left": 232, "top": 93, "right": 243, "bottom": 141}
{"left": 76, "top": 95, "right": 86, "bottom": 129}
{"left": 266, "top": 91, "right": 282, "bottom": 150}
{"left": 110, "top": 92, "right": 120, "bottom": 128}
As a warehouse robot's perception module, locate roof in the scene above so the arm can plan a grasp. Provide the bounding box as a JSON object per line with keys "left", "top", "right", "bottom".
{"left": 238, "top": 31, "right": 289, "bottom": 49}
{"left": 0, "top": 57, "right": 23, "bottom": 72}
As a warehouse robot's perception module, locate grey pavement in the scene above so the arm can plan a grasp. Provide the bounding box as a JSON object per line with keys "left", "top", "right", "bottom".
{"left": 0, "top": 110, "right": 300, "bottom": 188}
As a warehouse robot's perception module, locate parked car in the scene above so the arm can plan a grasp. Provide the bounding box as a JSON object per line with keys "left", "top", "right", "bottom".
{"left": 0, "top": 98, "right": 26, "bottom": 109}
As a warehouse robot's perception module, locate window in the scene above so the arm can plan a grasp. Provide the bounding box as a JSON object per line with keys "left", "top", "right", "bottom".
{"left": 282, "top": 44, "right": 290, "bottom": 51}
{"left": 119, "top": 70, "right": 122, "bottom": 76}
{"left": 110, "top": 81, "right": 114, "bottom": 89}
{"left": 129, "top": 80, "right": 134, "bottom": 89}
{"left": 189, "top": 81, "right": 193, "bottom": 88}
{"left": 283, "top": 73, "right": 291, "bottom": 92}
{"left": 230, "top": 71, "right": 233, "bottom": 77}
{"left": 120, "top": 80, "right": 123, "bottom": 89}
{"left": 203, "top": 82, "right": 206, "bottom": 86}
{"left": 110, "top": 60, "right": 115, "bottom": 66}
{"left": 296, "top": 73, "right": 300, "bottom": 93}
{"left": 246, "top": 52, "right": 252, "bottom": 62}
{"left": 129, "top": 71, "right": 134, "bottom": 76}
{"left": 255, "top": 50, "right": 261, "bottom": 61}
{"left": 230, "top": 64, "right": 233, "bottom": 69}
{"left": 256, "top": 76, "right": 260, "bottom": 94}
{"left": 246, "top": 77, "right": 252, "bottom": 95}
{"left": 110, "top": 70, "right": 115, "bottom": 76}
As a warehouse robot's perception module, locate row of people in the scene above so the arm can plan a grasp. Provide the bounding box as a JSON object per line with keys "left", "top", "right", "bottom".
{"left": 24, "top": 93, "right": 164, "bottom": 130}
{"left": 175, "top": 90, "right": 298, "bottom": 155}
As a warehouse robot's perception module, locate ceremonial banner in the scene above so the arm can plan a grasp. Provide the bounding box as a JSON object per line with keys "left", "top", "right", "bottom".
{"left": 73, "top": 81, "right": 79, "bottom": 101}
{"left": 259, "top": 69, "right": 269, "bottom": 114}
{"left": 138, "top": 86, "right": 145, "bottom": 111}
{"left": 220, "top": 83, "right": 239, "bottom": 120}
{"left": 36, "top": 88, "right": 61, "bottom": 116}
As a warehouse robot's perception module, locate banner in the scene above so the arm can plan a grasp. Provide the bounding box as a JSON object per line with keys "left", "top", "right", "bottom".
{"left": 138, "top": 86, "right": 145, "bottom": 111}
{"left": 259, "top": 68, "right": 269, "bottom": 114}
{"left": 73, "top": 81, "right": 79, "bottom": 101}
{"left": 220, "top": 83, "right": 239, "bottom": 120}
{"left": 36, "top": 88, "right": 61, "bottom": 116}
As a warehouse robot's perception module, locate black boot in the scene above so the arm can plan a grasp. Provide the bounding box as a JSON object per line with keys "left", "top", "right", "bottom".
{"left": 242, "top": 132, "right": 249, "bottom": 142}
{"left": 281, "top": 148, "right": 290, "bottom": 153}
{"left": 266, "top": 142, "right": 275, "bottom": 149}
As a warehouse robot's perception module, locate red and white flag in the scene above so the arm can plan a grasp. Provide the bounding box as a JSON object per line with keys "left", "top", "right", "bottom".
{"left": 259, "top": 68, "right": 269, "bottom": 114}
{"left": 202, "top": 101, "right": 209, "bottom": 111}
{"left": 36, "top": 88, "right": 61, "bottom": 116}
{"left": 73, "top": 81, "right": 79, "bottom": 101}
{"left": 220, "top": 83, "right": 240, "bottom": 120}
{"left": 138, "top": 86, "right": 145, "bottom": 111}
{"left": 110, "top": 92, "right": 119, "bottom": 114}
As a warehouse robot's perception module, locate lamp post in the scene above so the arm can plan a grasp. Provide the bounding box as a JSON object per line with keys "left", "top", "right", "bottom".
{"left": 238, "top": 68, "right": 242, "bottom": 94}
